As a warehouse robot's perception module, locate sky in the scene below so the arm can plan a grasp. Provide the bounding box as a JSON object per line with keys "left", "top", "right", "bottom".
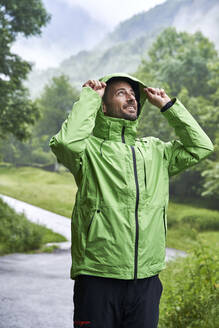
{"left": 11, "top": 0, "right": 166, "bottom": 70}
{"left": 63, "top": 0, "right": 166, "bottom": 27}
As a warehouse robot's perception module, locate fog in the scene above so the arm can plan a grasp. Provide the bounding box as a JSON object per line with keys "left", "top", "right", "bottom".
{"left": 173, "top": 2, "right": 219, "bottom": 50}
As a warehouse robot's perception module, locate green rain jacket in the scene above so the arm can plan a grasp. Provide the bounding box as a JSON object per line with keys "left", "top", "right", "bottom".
{"left": 49, "top": 73, "right": 214, "bottom": 280}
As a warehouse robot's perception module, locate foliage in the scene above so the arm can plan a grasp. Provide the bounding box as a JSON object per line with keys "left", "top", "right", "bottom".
{"left": 135, "top": 27, "right": 219, "bottom": 203}
{"left": 1, "top": 75, "right": 79, "bottom": 166}
{"left": 0, "top": 0, "right": 50, "bottom": 140}
{"left": 201, "top": 129, "right": 219, "bottom": 201}
{"left": 159, "top": 241, "right": 219, "bottom": 327}
{"left": 167, "top": 201, "right": 219, "bottom": 229}
{"left": 0, "top": 198, "right": 66, "bottom": 255}
{"left": 36, "top": 75, "right": 79, "bottom": 139}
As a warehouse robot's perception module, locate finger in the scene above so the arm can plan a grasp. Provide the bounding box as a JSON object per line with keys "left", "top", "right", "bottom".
{"left": 87, "top": 80, "right": 95, "bottom": 88}
{"left": 144, "top": 87, "right": 156, "bottom": 94}
{"left": 160, "top": 89, "right": 165, "bottom": 97}
{"left": 101, "top": 82, "right": 107, "bottom": 88}
{"left": 90, "top": 80, "right": 98, "bottom": 90}
{"left": 94, "top": 81, "right": 101, "bottom": 89}
{"left": 155, "top": 88, "right": 161, "bottom": 95}
{"left": 82, "top": 80, "right": 91, "bottom": 87}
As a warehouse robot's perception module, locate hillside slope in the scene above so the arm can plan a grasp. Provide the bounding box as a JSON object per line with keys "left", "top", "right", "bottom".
{"left": 27, "top": 0, "right": 219, "bottom": 97}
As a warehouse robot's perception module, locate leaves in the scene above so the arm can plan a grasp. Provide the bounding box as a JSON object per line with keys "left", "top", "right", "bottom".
{"left": 136, "top": 27, "right": 219, "bottom": 203}
{"left": 159, "top": 240, "right": 219, "bottom": 327}
{"left": 0, "top": 0, "right": 50, "bottom": 140}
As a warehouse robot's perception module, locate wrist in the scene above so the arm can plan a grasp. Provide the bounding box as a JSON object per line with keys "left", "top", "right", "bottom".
{"left": 161, "top": 98, "right": 176, "bottom": 112}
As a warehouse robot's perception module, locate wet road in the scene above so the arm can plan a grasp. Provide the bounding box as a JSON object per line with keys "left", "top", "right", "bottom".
{"left": 0, "top": 194, "right": 186, "bottom": 328}
{"left": 0, "top": 250, "right": 73, "bottom": 328}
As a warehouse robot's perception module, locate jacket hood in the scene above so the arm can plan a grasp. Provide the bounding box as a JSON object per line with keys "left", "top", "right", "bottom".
{"left": 93, "top": 72, "right": 147, "bottom": 145}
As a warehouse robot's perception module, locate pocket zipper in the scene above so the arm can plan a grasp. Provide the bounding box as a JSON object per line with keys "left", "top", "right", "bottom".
{"left": 87, "top": 209, "right": 100, "bottom": 238}
{"left": 163, "top": 207, "right": 167, "bottom": 238}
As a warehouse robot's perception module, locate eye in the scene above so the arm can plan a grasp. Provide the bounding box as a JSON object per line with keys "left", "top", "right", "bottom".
{"left": 117, "top": 91, "right": 125, "bottom": 96}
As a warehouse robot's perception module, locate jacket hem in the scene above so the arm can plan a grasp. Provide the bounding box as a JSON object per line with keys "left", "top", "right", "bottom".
{"left": 70, "top": 262, "right": 166, "bottom": 280}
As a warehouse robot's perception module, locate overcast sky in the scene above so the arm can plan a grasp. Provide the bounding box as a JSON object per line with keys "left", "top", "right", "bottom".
{"left": 12, "top": 0, "right": 166, "bottom": 69}
{"left": 63, "top": 0, "right": 166, "bottom": 27}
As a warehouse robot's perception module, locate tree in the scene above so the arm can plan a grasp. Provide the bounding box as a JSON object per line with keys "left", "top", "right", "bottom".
{"left": 36, "top": 75, "right": 79, "bottom": 141}
{"left": 0, "top": 0, "right": 50, "bottom": 140}
{"left": 135, "top": 27, "right": 219, "bottom": 204}
{"left": 140, "top": 27, "right": 218, "bottom": 97}
{"left": 1, "top": 75, "right": 79, "bottom": 167}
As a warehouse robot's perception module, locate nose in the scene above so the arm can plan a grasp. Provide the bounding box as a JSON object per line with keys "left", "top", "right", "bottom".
{"left": 126, "top": 91, "right": 136, "bottom": 101}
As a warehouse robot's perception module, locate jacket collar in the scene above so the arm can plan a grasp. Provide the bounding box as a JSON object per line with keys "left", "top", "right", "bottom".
{"left": 93, "top": 108, "right": 138, "bottom": 145}
{"left": 93, "top": 72, "right": 147, "bottom": 145}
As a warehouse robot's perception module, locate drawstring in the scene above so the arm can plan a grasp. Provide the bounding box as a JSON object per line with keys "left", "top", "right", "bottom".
{"left": 100, "top": 139, "right": 106, "bottom": 157}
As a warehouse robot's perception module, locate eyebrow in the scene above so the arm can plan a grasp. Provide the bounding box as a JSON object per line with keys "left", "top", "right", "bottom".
{"left": 115, "top": 88, "right": 135, "bottom": 94}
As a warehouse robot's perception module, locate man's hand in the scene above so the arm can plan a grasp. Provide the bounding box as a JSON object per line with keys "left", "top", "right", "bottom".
{"left": 144, "top": 87, "right": 171, "bottom": 109}
{"left": 83, "top": 80, "right": 106, "bottom": 98}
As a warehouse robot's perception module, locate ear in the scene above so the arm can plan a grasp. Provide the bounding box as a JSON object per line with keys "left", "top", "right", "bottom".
{"left": 102, "top": 102, "right": 107, "bottom": 114}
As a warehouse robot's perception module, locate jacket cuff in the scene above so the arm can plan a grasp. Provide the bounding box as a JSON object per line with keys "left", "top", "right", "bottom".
{"left": 160, "top": 98, "right": 176, "bottom": 112}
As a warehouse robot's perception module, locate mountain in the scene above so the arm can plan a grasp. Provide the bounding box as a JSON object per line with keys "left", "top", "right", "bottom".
{"left": 13, "top": 0, "right": 109, "bottom": 70}
{"left": 27, "top": 0, "right": 219, "bottom": 98}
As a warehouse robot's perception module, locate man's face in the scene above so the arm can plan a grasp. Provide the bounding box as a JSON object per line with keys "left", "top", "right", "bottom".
{"left": 102, "top": 81, "right": 138, "bottom": 121}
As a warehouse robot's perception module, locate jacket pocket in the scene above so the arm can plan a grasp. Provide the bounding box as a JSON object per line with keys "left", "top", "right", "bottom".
{"left": 163, "top": 206, "right": 167, "bottom": 238}
{"left": 86, "top": 209, "right": 100, "bottom": 240}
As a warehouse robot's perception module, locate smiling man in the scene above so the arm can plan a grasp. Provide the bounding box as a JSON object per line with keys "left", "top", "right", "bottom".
{"left": 102, "top": 78, "right": 138, "bottom": 120}
{"left": 49, "top": 73, "right": 213, "bottom": 328}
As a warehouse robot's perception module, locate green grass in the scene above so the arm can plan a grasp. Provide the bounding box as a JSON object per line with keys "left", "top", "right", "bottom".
{"left": 0, "top": 198, "right": 66, "bottom": 255}
{"left": 0, "top": 166, "right": 77, "bottom": 217}
{"left": 0, "top": 166, "right": 219, "bottom": 252}
{"left": 159, "top": 240, "right": 219, "bottom": 328}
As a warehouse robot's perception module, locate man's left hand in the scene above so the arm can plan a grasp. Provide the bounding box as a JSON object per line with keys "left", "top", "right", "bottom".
{"left": 144, "top": 87, "right": 171, "bottom": 109}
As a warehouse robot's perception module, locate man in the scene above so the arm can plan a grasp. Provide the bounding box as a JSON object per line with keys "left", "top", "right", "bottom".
{"left": 49, "top": 73, "right": 213, "bottom": 328}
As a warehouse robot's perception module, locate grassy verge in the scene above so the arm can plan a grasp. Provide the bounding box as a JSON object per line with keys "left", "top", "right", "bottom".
{"left": 0, "top": 198, "right": 67, "bottom": 256}
{"left": 0, "top": 166, "right": 76, "bottom": 217}
{"left": 159, "top": 240, "right": 219, "bottom": 327}
{"left": 0, "top": 166, "right": 219, "bottom": 252}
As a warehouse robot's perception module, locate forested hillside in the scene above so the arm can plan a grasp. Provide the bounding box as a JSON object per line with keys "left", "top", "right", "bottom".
{"left": 27, "top": 0, "right": 219, "bottom": 97}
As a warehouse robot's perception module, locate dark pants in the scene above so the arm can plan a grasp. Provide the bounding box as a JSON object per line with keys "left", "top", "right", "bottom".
{"left": 73, "top": 274, "right": 163, "bottom": 328}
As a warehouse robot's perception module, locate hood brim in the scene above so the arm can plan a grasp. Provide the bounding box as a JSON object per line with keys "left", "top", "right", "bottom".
{"left": 99, "top": 72, "right": 147, "bottom": 117}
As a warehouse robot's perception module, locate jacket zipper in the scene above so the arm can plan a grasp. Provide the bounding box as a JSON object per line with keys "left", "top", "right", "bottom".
{"left": 121, "top": 126, "right": 125, "bottom": 143}
{"left": 121, "top": 127, "right": 139, "bottom": 282}
{"left": 163, "top": 206, "right": 167, "bottom": 238}
{"left": 131, "top": 146, "right": 140, "bottom": 282}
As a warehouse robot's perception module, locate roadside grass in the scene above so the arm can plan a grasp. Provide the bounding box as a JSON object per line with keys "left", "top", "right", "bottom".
{"left": 0, "top": 166, "right": 76, "bottom": 218}
{"left": 0, "top": 198, "right": 67, "bottom": 256}
{"left": 0, "top": 166, "right": 219, "bottom": 252}
{"left": 159, "top": 240, "right": 219, "bottom": 328}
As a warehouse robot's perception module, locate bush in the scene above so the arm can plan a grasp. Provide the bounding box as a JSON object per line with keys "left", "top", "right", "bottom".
{"left": 181, "top": 213, "right": 219, "bottom": 231}
{"left": 159, "top": 241, "right": 219, "bottom": 327}
{"left": 167, "top": 204, "right": 219, "bottom": 231}
{"left": 0, "top": 198, "right": 44, "bottom": 254}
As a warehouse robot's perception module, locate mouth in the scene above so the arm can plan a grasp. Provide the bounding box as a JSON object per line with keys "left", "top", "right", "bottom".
{"left": 124, "top": 105, "right": 136, "bottom": 112}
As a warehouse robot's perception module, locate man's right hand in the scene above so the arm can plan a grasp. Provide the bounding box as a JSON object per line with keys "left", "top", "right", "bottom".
{"left": 82, "top": 80, "right": 106, "bottom": 98}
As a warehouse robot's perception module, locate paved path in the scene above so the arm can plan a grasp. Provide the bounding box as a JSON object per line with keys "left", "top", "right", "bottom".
{"left": 0, "top": 194, "right": 71, "bottom": 246}
{"left": 0, "top": 250, "right": 73, "bottom": 328}
{"left": 0, "top": 194, "right": 186, "bottom": 328}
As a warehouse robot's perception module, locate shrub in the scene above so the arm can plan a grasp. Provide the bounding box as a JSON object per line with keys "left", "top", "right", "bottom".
{"left": 0, "top": 198, "right": 44, "bottom": 254}
{"left": 167, "top": 204, "right": 219, "bottom": 231}
{"left": 181, "top": 213, "right": 219, "bottom": 231}
{"left": 159, "top": 241, "right": 219, "bottom": 327}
